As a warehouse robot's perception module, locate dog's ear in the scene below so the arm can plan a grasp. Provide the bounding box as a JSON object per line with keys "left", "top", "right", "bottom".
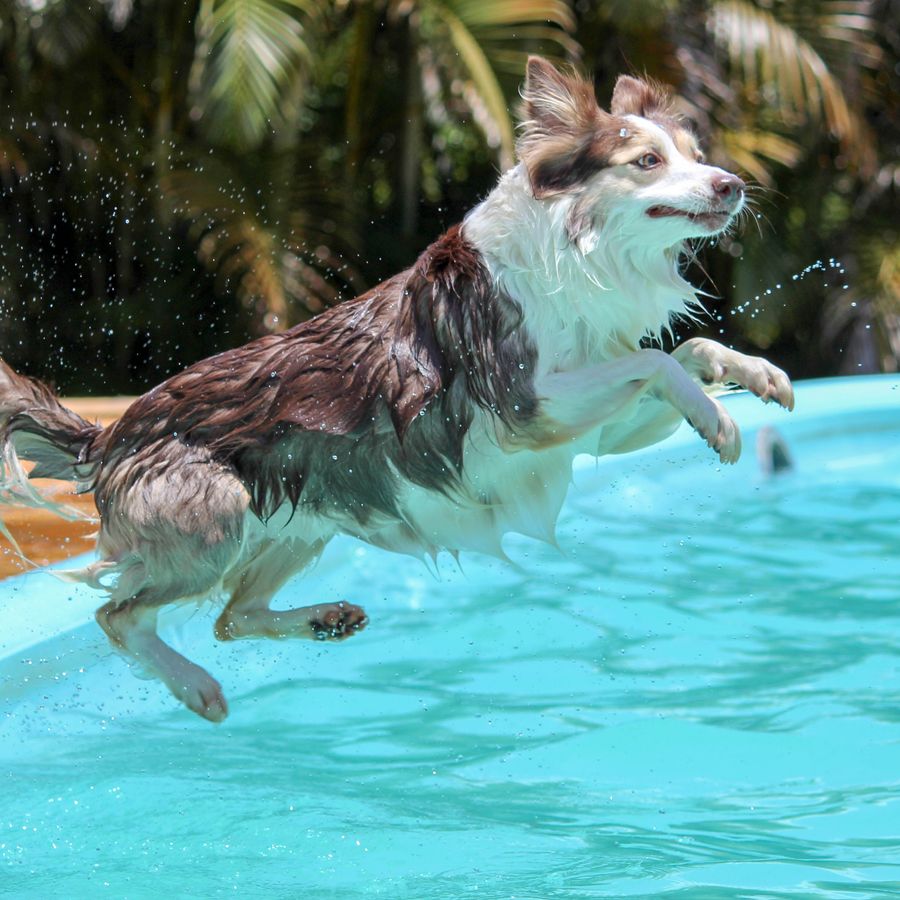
{"left": 518, "top": 58, "right": 620, "bottom": 199}
{"left": 610, "top": 74, "right": 670, "bottom": 118}
{"left": 521, "top": 56, "right": 600, "bottom": 135}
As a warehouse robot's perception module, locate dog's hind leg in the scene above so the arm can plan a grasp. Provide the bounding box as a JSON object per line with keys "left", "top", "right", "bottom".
{"left": 214, "top": 539, "right": 368, "bottom": 643}
{"left": 92, "top": 522, "right": 242, "bottom": 721}
{"left": 97, "top": 593, "right": 229, "bottom": 722}
{"left": 88, "top": 447, "right": 250, "bottom": 720}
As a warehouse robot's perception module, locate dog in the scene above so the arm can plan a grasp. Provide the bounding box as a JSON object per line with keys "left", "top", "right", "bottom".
{"left": 0, "top": 57, "right": 793, "bottom": 721}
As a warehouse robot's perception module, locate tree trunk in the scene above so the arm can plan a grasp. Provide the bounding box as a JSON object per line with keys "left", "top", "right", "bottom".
{"left": 400, "top": 15, "right": 423, "bottom": 239}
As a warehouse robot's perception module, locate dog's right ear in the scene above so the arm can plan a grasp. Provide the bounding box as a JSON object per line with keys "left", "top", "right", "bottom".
{"left": 518, "top": 58, "right": 617, "bottom": 199}
{"left": 521, "top": 56, "right": 600, "bottom": 135}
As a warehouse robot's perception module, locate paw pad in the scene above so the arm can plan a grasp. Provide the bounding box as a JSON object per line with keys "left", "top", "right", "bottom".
{"left": 310, "top": 601, "right": 368, "bottom": 641}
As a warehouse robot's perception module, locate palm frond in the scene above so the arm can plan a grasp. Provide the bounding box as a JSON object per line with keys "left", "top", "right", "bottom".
{"left": 449, "top": 0, "right": 575, "bottom": 31}
{"left": 717, "top": 129, "right": 803, "bottom": 185}
{"left": 859, "top": 233, "right": 900, "bottom": 313}
{"left": 709, "top": 0, "right": 876, "bottom": 171}
{"left": 189, "top": 0, "right": 319, "bottom": 150}
{"left": 435, "top": 4, "right": 516, "bottom": 166}
{"left": 28, "top": 0, "right": 101, "bottom": 67}
{"left": 425, "top": 0, "right": 576, "bottom": 167}
{"left": 162, "top": 165, "right": 357, "bottom": 330}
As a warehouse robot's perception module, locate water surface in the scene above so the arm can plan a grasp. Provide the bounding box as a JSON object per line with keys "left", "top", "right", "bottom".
{"left": 1, "top": 378, "right": 899, "bottom": 898}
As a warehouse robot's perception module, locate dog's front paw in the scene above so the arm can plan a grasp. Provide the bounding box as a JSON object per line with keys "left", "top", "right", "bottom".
{"left": 708, "top": 351, "right": 794, "bottom": 411}
{"left": 686, "top": 395, "right": 741, "bottom": 464}
{"left": 675, "top": 339, "right": 794, "bottom": 411}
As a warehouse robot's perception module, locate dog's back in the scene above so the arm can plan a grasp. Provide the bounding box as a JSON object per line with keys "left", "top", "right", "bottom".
{"left": 92, "top": 225, "right": 536, "bottom": 526}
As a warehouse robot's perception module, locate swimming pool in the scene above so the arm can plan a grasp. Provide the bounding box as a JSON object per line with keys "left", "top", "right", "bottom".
{"left": 1, "top": 376, "right": 898, "bottom": 897}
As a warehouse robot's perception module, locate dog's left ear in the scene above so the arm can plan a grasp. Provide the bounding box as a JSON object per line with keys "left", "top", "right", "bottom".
{"left": 610, "top": 75, "right": 670, "bottom": 118}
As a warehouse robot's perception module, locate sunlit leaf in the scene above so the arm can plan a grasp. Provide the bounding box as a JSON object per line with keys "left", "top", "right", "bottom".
{"left": 709, "top": 0, "right": 877, "bottom": 172}
{"left": 420, "top": 0, "right": 576, "bottom": 167}
{"left": 190, "top": 0, "right": 319, "bottom": 149}
{"left": 718, "top": 129, "right": 802, "bottom": 185}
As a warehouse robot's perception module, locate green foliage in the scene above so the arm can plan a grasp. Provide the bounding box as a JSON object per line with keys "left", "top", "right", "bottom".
{"left": 0, "top": 0, "right": 896, "bottom": 392}
{"left": 582, "top": 0, "right": 896, "bottom": 376}
{"left": 190, "top": 0, "right": 319, "bottom": 149}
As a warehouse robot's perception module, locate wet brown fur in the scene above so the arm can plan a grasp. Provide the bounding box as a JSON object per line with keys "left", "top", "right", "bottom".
{"left": 85, "top": 226, "right": 538, "bottom": 527}
{"left": 0, "top": 360, "right": 101, "bottom": 480}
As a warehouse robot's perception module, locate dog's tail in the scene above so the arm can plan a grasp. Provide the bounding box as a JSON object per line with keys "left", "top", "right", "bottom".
{"left": 0, "top": 359, "right": 105, "bottom": 554}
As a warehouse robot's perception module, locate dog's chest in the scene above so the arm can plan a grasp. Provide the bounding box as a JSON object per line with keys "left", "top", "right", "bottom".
{"left": 354, "top": 422, "right": 577, "bottom": 559}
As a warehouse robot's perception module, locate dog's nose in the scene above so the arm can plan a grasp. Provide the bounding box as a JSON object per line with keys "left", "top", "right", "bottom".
{"left": 711, "top": 173, "right": 745, "bottom": 205}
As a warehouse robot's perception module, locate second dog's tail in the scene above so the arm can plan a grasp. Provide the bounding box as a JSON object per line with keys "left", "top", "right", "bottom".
{"left": 0, "top": 360, "right": 105, "bottom": 552}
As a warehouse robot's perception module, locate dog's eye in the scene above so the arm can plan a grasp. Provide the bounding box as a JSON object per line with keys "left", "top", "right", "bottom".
{"left": 635, "top": 153, "right": 662, "bottom": 169}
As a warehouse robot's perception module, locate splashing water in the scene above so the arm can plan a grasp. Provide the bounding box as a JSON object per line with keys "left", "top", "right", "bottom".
{"left": 711, "top": 258, "right": 850, "bottom": 335}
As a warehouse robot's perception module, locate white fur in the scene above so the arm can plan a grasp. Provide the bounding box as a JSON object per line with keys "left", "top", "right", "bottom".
{"left": 368, "top": 145, "right": 723, "bottom": 562}
{"left": 463, "top": 162, "right": 698, "bottom": 373}
{"left": 331, "top": 118, "right": 754, "bottom": 563}
{"left": 368, "top": 123, "right": 757, "bottom": 563}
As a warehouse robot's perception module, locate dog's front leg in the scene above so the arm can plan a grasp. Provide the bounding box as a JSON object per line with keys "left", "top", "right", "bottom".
{"left": 672, "top": 338, "right": 794, "bottom": 409}
{"left": 532, "top": 348, "right": 741, "bottom": 463}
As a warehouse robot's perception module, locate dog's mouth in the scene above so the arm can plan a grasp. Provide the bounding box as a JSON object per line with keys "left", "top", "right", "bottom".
{"left": 647, "top": 205, "right": 733, "bottom": 231}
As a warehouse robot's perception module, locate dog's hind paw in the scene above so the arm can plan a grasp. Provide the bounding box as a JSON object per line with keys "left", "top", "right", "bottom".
{"left": 171, "top": 668, "right": 229, "bottom": 723}
{"left": 310, "top": 601, "right": 369, "bottom": 642}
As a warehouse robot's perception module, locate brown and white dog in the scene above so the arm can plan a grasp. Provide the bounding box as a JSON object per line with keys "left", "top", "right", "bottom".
{"left": 0, "top": 58, "right": 793, "bottom": 721}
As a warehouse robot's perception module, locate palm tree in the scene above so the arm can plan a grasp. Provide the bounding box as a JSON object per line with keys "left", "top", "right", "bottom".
{"left": 330, "top": 0, "right": 578, "bottom": 235}
{"left": 169, "top": 0, "right": 577, "bottom": 317}
{"left": 0, "top": 0, "right": 894, "bottom": 390}
{"left": 696, "top": 0, "right": 894, "bottom": 374}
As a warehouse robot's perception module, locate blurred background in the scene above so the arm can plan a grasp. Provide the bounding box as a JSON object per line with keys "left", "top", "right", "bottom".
{"left": 0, "top": 0, "right": 897, "bottom": 394}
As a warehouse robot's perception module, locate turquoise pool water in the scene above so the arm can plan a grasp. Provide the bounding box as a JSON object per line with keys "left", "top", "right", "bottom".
{"left": 1, "top": 376, "right": 899, "bottom": 898}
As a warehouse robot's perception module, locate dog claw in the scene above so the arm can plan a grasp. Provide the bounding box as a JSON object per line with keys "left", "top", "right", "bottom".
{"left": 686, "top": 394, "right": 741, "bottom": 464}
{"left": 748, "top": 364, "right": 793, "bottom": 411}
{"left": 746, "top": 361, "right": 794, "bottom": 412}
{"left": 772, "top": 370, "right": 795, "bottom": 411}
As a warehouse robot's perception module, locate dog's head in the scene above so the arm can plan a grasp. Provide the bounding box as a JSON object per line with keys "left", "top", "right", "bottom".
{"left": 518, "top": 57, "right": 745, "bottom": 245}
